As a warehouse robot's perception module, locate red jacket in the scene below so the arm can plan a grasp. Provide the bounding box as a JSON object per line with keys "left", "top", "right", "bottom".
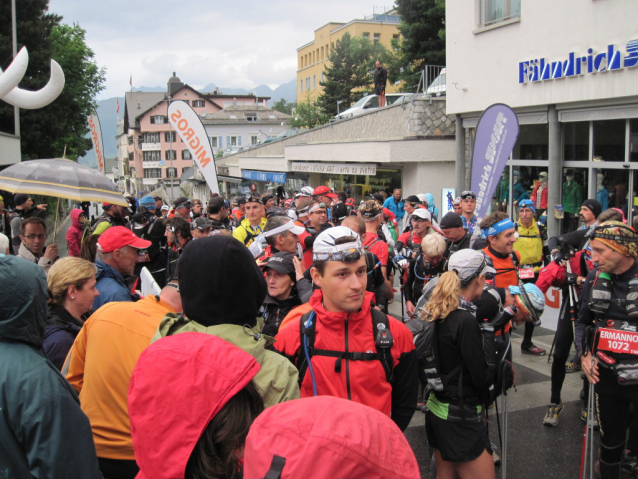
{"left": 244, "top": 396, "right": 420, "bottom": 479}
{"left": 129, "top": 332, "right": 260, "bottom": 479}
{"left": 274, "top": 290, "right": 417, "bottom": 430}
{"left": 531, "top": 181, "right": 548, "bottom": 210}
{"left": 65, "top": 209, "right": 85, "bottom": 257}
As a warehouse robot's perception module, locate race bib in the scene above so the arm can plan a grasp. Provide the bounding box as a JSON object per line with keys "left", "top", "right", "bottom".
{"left": 598, "top": 328, "right": 638, "bottom": 355}
{"left": 518, "top": 267, "right": 535, "bottom": 280}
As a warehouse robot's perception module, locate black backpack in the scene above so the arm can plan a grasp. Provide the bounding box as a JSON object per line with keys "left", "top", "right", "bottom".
{"left": 297, "top": 308, "right": 394, "bottom": 386}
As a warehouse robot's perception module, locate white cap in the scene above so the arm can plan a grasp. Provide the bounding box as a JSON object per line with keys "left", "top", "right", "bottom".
{"left": 448, "top": 250, "right": 496, "bottom": 282}
{"left": 263, "top": 218, "right": 306, "bottom": 238}
{"left": 300, "top": 186, "right": 314, "bottom": 197}
{"left": 411, "top": 208, "right": 432, "bottom": 221}
{"left": 312, "top": 226, "right": 362, "bottom": 261}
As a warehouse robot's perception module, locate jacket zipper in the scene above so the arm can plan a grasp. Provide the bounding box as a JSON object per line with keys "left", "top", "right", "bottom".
{"left": 345, "top": 314, "right": 351, "bottom": 400}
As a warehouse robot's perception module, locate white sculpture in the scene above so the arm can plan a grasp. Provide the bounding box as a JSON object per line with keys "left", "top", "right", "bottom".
{"left": 0, "top": 47, "right": 65, "bottom": 109}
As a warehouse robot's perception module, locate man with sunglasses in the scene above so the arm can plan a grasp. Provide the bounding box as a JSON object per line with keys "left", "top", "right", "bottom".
{"left": 274, "top": 226, "right": 418, "bottom": 431}
{"left": 460, "top": 191, "right": 479, "bottom": 233}
{"left": 233, "top": 195, "right": 267, "bottom": 247}
{"left": 18, "top": 217, "right": 58, "bottom": 274}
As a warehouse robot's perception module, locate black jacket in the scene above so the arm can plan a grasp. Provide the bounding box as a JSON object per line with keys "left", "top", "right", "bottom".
{"left": 43, "top": 303, "right": 85, "bottom": 370}
{"left": 374, "top": 66, "right": 388, "bottom": 87}
{"left": 404, "top": 255, "right": 447, "bottom": 304}
{"left": 260, "top": 292, "right": 302, "bottom": 337}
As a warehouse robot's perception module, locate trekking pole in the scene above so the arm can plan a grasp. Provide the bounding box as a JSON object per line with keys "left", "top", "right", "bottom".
{"left": 502, "top": 392, "right": 508, "bottom": 479}
{"left": 579, "top": 356, "right": 596, "bottom": 479}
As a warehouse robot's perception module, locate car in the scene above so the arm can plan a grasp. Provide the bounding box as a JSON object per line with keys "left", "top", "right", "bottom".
{"left": 426, "top": 68, "right": 446, "bottom": 97}
{"left": 335, "top": 93, "right": 409, "bottom": 119}
{"left": 261, "top": 128, "right": 301, "bottom": 144}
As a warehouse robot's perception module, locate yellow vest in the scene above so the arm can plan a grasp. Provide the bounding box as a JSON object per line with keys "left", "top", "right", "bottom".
{"left": 514, "top": 222, "right": 543, "bottom": 271}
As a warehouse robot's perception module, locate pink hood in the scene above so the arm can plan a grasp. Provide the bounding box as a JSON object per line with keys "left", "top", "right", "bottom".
{"left": 70, "top": 208, "right": 85, "bottom": 229}
{"left": 243, "top": 396, "right": 420, "bottom": 479}
{"left": 128, "top": 332, "right": 260, "bottom": 479}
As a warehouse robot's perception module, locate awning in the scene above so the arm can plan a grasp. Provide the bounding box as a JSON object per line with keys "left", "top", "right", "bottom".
{"left": 242, "top": 170, "right": 287, "bottom": 183}
{"left": 218, "top": 174, "right": 243, "bottom": 184}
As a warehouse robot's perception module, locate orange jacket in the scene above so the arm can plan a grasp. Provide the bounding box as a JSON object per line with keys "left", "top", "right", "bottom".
{"left": 63, "top": 295, "right": 177, "bottom": 460}
{"left": 483, "top": 247, "right": 520, "bottom": 334}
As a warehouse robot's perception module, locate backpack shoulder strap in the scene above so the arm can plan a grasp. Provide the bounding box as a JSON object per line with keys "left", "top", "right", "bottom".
{"left": 371, "top": 308, "right": 394, "bottom": 383}
{"left": 297, "top": 310, "right": 316, "bottom": 385}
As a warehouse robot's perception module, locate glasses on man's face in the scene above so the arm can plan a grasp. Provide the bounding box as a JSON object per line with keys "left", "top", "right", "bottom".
{"left": 312, "top": 210, "right": 327, "bottom": 216}
{"left": 24, "top": 234, "right": 47, "bottom": 240}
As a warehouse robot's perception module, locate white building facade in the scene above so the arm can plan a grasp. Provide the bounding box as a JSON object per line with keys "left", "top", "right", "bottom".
{"left": 447, "top": 0, "right": 638, "bottom": 237}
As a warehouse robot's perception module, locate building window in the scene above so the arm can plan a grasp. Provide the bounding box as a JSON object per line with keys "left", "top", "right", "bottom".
{"left": 127, "top": 136, "right": 133, "bottom": 145}
{"left": 300, "top": 79, "right": 303, "bottom": 92}
{"left": 150, "top": 115, "right": 166, "bottom": 124}
{"left": 143, "top": 132, "right": 160, "bottom": 143}
{"left": 313, "top": 75, "right": 316, "bottom": 89}
{"left": 167, "top": 167, "right": 177, "bottom": 178}
{"left": 306, "top": 77, "right": 310, "bottom": 90}
{"left": 143, "top": 151, "right": 161, "bottom": 161}
{"left": 209, "top": 136, "right": 218, "bottom": 148}
{"left": 373, "top": 33, "right": 380, "bottom": 44}
{"left": 251, "top": 135, "right": 258, "bottom": 145}
{"left": 321, "top": 72, "right": 325, "bottom": 83}
{"left": 362, "top": 32, "right": 370, "bottom": 40}
{"left": 192, "top": 100, "right": 205, "bottom": 108}
{"left": 230, "top": 136, "right": 238, "bottom": 146}
{"left": 165, "top": 131, "right": 176, "bottom": 142}
{"left": 245, "top": 112, "right": 258, "bottom": 121}
{"left": 182, "top": 149, "right": 192, "bottom": 160}
{"left": 165, "top": 149, "right": 177, "bottom": 161}
{"left": 480, "top": 0, "right": 521, "bottom": 27}
{"left": 144, "top": 168, "right": 161, "bottom": 178}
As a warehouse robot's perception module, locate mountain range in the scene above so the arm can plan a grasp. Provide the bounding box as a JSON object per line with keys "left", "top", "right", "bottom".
{"left": 79, "top": 79, "right": 297, "bottom": 168}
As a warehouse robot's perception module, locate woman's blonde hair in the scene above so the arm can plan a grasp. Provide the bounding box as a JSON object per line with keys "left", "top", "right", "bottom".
{"left": 48, "top": 257, "right": 97, "bottom": 304}
{"left": 421, "top": 271, "right": 461, "bottom": 322}
{"left": 421, "top": 234, "right": 446, "bottom": 257}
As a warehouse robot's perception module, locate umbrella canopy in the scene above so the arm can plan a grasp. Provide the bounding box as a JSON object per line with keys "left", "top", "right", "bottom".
{"left": 0, "top": 158, "right": 128, "bottom": 206}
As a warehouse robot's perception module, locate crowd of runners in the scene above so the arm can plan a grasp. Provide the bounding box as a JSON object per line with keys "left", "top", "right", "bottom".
{"left": 1, "top": 185, "right": 637, "bottom": 479}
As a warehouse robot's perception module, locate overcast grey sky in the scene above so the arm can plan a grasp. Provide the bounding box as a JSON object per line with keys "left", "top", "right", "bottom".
{"left": 47, "top": 0, "right": 395, "bottom": 100}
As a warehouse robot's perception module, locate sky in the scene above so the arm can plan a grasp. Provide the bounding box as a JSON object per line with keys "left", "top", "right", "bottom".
{"left": 47, "top": 0, "right": 396, "bottom": 100}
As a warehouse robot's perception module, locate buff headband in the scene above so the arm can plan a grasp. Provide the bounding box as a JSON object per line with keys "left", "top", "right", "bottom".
{"left": 592, "top": 222, "right": 638, "bottom": 258}
{"left": 483, "top": 219, "right": 515, "bottom": 237}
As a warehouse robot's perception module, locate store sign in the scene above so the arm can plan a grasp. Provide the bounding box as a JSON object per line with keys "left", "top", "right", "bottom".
{"left": 520, "top": 40, "right": 638, "bottom": 83}
{"left": 291, "top": 162, "right": 376, "bottom": 175}
{"left": 242, "top": 170, "right": 287, "bottom": 183}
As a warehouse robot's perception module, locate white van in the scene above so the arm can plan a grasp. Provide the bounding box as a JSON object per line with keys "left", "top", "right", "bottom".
{"left": 335, "top": 93, "right": 408, "bottom": 119}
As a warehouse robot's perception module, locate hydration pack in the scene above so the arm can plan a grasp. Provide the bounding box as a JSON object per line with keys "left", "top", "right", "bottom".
{"left": 589, "top": 271, "right": 638, "bottom": 318}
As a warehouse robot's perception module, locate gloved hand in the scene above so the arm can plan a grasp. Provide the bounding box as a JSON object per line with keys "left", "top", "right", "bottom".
{"left": 566, "top": 273, "right": 579, "bottom": 285}
{"left": 551, "top": 249, "right": 564, "bottom": 264}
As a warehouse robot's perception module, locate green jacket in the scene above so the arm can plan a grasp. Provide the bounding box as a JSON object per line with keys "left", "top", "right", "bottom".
{"left": 563, "top": 181, "right": 583, "bottom": 215}
{"left": 0, "top": 256, "right": 101, "bottom": 478}
{"left": 153, "top": 313, "right": 300, "bottom": 407}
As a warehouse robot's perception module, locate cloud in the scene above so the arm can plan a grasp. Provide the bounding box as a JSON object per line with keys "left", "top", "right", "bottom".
{"left": 48, "top": 0, "right": 391, "bottom": 98}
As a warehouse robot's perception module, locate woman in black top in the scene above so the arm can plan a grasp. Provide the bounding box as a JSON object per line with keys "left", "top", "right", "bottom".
{"left": 420, "top": 249, "right": 496, "bottom": 478}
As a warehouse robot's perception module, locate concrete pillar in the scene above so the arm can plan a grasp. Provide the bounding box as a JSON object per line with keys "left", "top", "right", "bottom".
{"left": 455, "top": 114, "right": 466, "bottom": 194}
{"left": 547, "top": 105, "right": 561, "bottom": 238}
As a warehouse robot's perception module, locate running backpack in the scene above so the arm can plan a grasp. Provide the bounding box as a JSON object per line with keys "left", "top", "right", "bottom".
{"left": 297, "top": 308, "right": 395, "bottom": 385}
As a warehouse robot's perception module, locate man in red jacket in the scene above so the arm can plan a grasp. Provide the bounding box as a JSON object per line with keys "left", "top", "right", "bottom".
{"left": 275, "top": 226, "right": 418, "bottom": 431}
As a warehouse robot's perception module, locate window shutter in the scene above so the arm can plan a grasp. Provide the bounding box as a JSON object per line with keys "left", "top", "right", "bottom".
{"left": 238, "top": 136, "right": 242, "bottom": 146}
{"left": 227, "top": 136, "right": 230, "bottom": 148}
{"left": 150, "top": 116, "right": 155, "bottom": 124}
{"left": 219, "top": 136, "right": 222, "bottom": 148}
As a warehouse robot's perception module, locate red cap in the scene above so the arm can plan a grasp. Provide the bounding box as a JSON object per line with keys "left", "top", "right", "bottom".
{"left": 97, "top": 226, "right": 151, "bottom": 253}
{"left": 314, "top": 186, "right": 337, "bottom": 199}
{"left": 345, "top": 198, "right": 355, "bottom": 206}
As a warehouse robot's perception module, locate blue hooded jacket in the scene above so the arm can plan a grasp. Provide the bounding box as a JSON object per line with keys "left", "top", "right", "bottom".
{"left": 94, "top": 259, "right": 138, "bottom": 310}
{"left": 425, "top": 193, "right": 439, "bottom": 222}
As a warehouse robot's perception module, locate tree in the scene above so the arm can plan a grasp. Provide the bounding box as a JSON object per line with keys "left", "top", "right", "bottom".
{"left": 290, "top": 99, "right": 330, "bottom": 130}
{"left": 317, "top": 32, "right": 391, "bottom": 118}
{"left": 0, "top": 1, "right": 105, "bottom": 160}
{"left": 393, "top": 0, "right": 446, "bottom": 91}
{"left": 271, "top": 98, "right": 296, "bottom": 115}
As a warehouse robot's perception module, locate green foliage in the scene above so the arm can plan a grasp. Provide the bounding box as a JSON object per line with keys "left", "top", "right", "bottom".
{"left": 393, "top": 0, "right": 446, "bottom": 91}
{"left": 317, "top": 32, "right": 392, "bottom": 117}
{"left": 271, "top": 98, "right": 296, "bottom": 115}
{"left": 290, "top": 99, "right": 330, "bottom": 130}
{"left": 0, "top": 1, "right": 105, "bottom": 160}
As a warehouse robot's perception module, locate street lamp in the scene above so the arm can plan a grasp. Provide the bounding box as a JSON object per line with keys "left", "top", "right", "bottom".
{"left": 337, "top": 100, "right": 343, "bottom": 116}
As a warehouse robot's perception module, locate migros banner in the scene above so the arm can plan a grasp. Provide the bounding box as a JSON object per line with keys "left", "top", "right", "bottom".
{"left": 168, "top": 100, "right": 220, "bottom": 195}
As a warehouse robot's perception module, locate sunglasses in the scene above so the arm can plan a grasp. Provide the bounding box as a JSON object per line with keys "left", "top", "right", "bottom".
{"left": 314, "top": 247, "right": 363, "bottom": 263}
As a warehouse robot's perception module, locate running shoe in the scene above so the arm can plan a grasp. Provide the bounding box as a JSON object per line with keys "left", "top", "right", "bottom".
{"left": 581, "top": 407, "right": 599, "bottom": 429}
{"left": 543, "top": 403, "right": 564, "bottom": 427}
{"left": 491, "top": 443, "right": 501, "bottom": 466}
{"left": 565, "top": 362, "right": 581, "bottom": 373}
{"left": 521, "top": 344, "right": 547, "bottom": 356}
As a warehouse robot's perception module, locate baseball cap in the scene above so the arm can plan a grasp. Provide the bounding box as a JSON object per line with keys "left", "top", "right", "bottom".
{"left": 263, "top": 217, "right": 306, "bottom": 237}
{"left": 411, "top": 208, "right": 432, "bottom": 221}
{"left": 452, "top": 197, "right": 462, "bottom": 206}
{"left": 173, "top": 196, "right": 191, "bottom": 208}
{"left": 371, "top": 193, "right": 384, "bottom": 203}
{"left": 97, "top": 226, "right": 151, "bottom": 253}
{"left": 313, "top": 226, "right": 363, "bottom": 262}
{"left": 359, "top": 200, "right": 382, "bottom": 219}
{"left": 262, "top": 194, "right": 274, "bottom": 204}
{"left": 448, "top": 249, "right": 496, "bottom": 283}
{"left": 460, "top": 191, "right": 477, "bottom": 200}
{"left": 140, "top": 195, "right": 156, "bottom": 209}
{"left": 314, "top": 186, "right": 337, "bottom": 199}
{"left": 260, "top": 251, "right": 296, "bottom": 277}
{"left": 345, "top": 198, "right": 355, "bottom": 207}
{"left": 300, "top": 186, "right": 315, "bottom": 197}
{"left": 405, "top": 195, "right": 420, "bottom": 204}
{"left": 161, "top": 205, "right": 170, "bottom": 211}
{"left": 439, "top": 212, "right": 463, "bottom": 229}
{"left": 518, "top": 199, "right": 536, "bottom": 212}
{"left": 416, "top": 194, "right": 428, "bottom": 203}
{"left": 191, "top": 217, "right": 213, "bottom": 231}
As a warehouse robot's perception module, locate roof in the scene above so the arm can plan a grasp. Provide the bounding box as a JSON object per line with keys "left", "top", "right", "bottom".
{"left": 124, "top": 91, "right": 166, "bottom": 129}
{"left": 202, "top": 105, "right": 291, "bottom": 124}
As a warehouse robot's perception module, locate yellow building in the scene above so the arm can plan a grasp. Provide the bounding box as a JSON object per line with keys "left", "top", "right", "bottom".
{"left": 297, "top": 10, "right": 402, "bottom": 103}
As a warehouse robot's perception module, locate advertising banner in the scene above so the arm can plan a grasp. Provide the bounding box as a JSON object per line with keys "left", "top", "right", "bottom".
{"left": 470, "top": 104, "right": 519, "bottom": 220}
{"left": 168, "top": 100, "right": 220, "bottom": 195}
{"left": 87, "top": 109, "right": 105, "bottom": 174}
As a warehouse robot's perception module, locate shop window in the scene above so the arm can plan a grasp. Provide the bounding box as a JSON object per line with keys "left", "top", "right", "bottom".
{"left": 479, "top": 0, "right": 521, "bottom": 27}
{"left": 593, "top": 119, "right": 626, "bottom": 162}
{"left": 631, "top": 119, "right": 638, "bottom": 162}
{"left": 511, "top": 123, "right": 549, "bottom": 160}
{"left": 597, "top": 168, "right": 630, "bottom": 215}
{"left": 563, "top": 122, "right": 589, "bottom": 161}
{"left": 165, "top": 131, "right": 176, "bottom": 142}
{"left": 560, "top": 167, "right": 588, "bottom": 233}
